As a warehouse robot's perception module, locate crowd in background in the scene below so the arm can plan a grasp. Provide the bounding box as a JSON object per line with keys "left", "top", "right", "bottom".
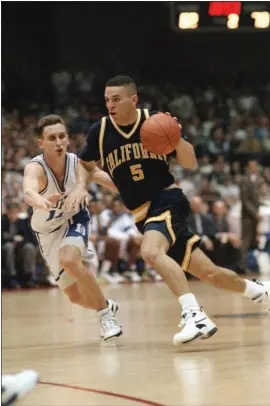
{"left": 2, "top": 74, "right": 270, "bottom": 289}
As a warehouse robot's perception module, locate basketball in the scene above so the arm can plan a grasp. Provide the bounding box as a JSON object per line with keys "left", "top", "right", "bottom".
{"left": 140, "top": 113, "right": 181, "bottom": 155}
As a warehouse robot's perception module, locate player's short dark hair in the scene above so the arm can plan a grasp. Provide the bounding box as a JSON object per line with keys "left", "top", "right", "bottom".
{"left": 106, "top": 75, "right": 137, "bottom": 94}
{"left": 36, "top": 114, "right": 66, "bottom": 137}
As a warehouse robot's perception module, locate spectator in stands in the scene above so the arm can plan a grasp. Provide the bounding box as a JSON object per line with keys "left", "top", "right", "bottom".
{"left": 198, "top": 177, "right": 221, "bottom": 207}
{"left": 259, "top": 182, "right": 270, "bottom": 205}
{"left": 216, "top": 175, "right": 240, "bottom": 200}
{"left": 212, "top": 200, "right": 245, "bottom": 272}
{"left": 2, "top": 202, "right": 37, "bottom": 288}
{"left": 198, "top": 155, "right": 213, "bottom": 177}
{"left": 189, "top": 196, "right": 216, "bottom": 260}
{"left": 98, "top": 198, "right": 142, "bottom": 283}
{"left": 239, "top": 160, "right": 261, "bottom": 272}
{"left": 207, "top": 126, "right": 230, "bottom": 160}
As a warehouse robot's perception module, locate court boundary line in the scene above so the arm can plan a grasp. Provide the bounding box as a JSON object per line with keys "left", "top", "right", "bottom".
{"left": 39, "top": 381, "right": 166, "bottom": 406}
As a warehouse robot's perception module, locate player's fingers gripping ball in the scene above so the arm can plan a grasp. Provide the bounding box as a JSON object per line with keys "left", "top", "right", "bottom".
{"left": 140, "top": 113, "right": 182, "bottom": 155}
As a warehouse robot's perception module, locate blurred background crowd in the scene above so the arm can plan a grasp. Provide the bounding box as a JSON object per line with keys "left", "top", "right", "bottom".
{"left": 2, "top": 2, "right": 270, "bottom": 289}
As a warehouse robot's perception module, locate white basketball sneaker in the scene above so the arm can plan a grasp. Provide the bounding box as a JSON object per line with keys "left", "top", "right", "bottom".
{"left": 251, "top": 279, "right": 270, "bottom": 313}
{"left": 2, "top": 369, "right": 39, "bottom": 406}
{"left": 98, "top": 300, "right": 122, "bottom": 341}
{"left": 173, "top": 308, "right": 217, "bottom": 345}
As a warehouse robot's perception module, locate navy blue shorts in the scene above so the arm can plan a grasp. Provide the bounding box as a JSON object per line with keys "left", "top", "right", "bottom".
{"left": 135, "top": 188, "right": 201, "bottom": 271}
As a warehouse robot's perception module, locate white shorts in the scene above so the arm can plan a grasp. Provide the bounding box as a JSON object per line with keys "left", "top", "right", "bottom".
{"left": 34, "top": 217, "right": 97, "bottom": 289}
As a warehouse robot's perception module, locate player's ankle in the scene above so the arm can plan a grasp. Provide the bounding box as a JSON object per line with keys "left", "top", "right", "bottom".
{"left": 178, "top": 293, "right": 201, "bottom": 312}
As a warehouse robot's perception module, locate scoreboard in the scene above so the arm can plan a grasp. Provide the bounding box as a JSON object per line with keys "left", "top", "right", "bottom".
{"left": 169, "top": 1, "right": 270, "bottom": 32}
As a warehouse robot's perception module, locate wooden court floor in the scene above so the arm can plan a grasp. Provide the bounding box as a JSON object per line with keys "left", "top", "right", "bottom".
{"left": 2, "top": 279, "right": 270, "bottom": 406}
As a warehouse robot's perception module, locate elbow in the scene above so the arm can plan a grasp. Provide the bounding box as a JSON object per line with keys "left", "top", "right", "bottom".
{"left": 184, "top": 162, "right": 198, "bottom": 170}
{"left": 176, "top": 144, "right": 198, "bottom": 169}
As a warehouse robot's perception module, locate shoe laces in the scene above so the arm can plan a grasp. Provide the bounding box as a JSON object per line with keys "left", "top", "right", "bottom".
{"left": 178, "top": 307, "right": 204, "bottom": 328}
{"left": 100, "top": 311, "right": 120, "bottom": 332}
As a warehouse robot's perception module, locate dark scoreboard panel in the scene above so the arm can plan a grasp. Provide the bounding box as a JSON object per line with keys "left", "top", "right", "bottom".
{"left": 169, "top": 2, "right": 270, "bottom": 32}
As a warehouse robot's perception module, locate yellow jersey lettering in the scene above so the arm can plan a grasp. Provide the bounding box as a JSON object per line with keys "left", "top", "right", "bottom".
{"left": 124, "top": 144, "right": 132, "bottom": 161}
{"left": 132, "top": 143, "right": 141, "bottom": 159}
{"left": 114, "top": 149, "right": 122, "bottom": 167}
{"left": 139, "top": 143, "right": 150, "bottom": 159}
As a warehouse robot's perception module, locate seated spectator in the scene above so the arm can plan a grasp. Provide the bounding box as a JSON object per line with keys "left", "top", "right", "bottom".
{"left": 189, "top": 196, "right": 216, "bottom": 261}
{"left": 259, "top": 181, "right": 270, "bottom": 206}
{"left": 207, "top": 126, "right": 230, "bottom": 160}
{"left": 198, "top": 177, "right": 221, "bottom": 207}
{"left": 212, "top": 201, "right": 245, "bottom": 272}
{"left": 178, "top": 172, "right": 196, "bottom": 201}
{"left": 216, "top": 175, "right": 240, "bottom": 200}
{"left": 2, "top": 202, "right": 37, "bottom": 288}
{"left": 198, "top": 155, "right": 213, "bottom": 177}
{"left": 99, "top": 198, "right": 142, "bottom": 283}
{"left": 230, "top": 161, "right": 241, "bottom": 177}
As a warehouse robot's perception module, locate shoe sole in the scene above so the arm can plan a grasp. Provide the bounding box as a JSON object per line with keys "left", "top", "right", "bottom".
{"left": 182, "top": 331, "right": 204, "bottom": 344}
{"left": 103, "top": 330, "right": 123, "bottom": 341}
{"left": 181, "top": 327, "right": 218, "bottom": 345}
{"left": 200, "top": 326, "right": 218, "bottom": 340}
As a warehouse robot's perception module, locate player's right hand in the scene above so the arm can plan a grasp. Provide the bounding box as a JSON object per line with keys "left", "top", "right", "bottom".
{"left": 63, "top": 184, "right": 90, "bottom": 212}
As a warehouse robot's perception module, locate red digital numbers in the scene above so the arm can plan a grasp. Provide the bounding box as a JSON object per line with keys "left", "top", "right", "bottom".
{"left": 208, "top": 1, "right": 242, "bottom": 16}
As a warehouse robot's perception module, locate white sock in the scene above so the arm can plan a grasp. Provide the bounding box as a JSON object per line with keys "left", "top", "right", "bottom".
{"left": 100, "top": 260, "right": 112, "bottom": 274}
{"left": 243, "top": 279, "right": 264, "bottom": 299}
{"left": 178, "top": 294, "right": 200, "bottom": 312}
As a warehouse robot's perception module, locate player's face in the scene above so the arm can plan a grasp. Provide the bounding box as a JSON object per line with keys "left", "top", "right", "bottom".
{"left": 105, "top": 86, "right": 138, "bottom": 123}
{"left": 39, "top": 123, "right": 69, "bottom": 157}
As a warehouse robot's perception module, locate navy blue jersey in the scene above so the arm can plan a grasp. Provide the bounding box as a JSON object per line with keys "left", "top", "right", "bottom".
{"left": 80, "top": 109, "right": 178, "bottom": 210}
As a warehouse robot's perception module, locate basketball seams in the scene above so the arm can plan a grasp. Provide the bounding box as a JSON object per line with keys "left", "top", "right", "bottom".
{"left": 141, "top": 127, "right": 168, "bottom": 139}
{"left": 140, "top": 113, "right": 181, "bottom": 155}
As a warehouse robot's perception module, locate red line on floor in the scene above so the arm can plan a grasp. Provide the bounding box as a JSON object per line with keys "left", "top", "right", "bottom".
{"left": 39, "top": 381, "right": 166, "bottom": 406}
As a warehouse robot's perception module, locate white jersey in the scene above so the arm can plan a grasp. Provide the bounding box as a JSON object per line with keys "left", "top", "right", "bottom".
{"left": 28, "top": 152, "right": 94, "bottom": 290}
{"left": 30, "top": 153, "right": 84, "bottom": 234}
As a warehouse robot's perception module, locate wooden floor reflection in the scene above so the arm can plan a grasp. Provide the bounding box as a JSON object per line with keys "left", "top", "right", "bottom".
{"left": 2, "top": 279, "right": 270, "bottom": 406}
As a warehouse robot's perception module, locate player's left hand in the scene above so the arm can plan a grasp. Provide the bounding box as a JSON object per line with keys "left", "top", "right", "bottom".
{"left": 63, "top": 185, "right": 90, "bottom": 211}
{"left": 161, "top": 112, "right": 182, "bottom": 129}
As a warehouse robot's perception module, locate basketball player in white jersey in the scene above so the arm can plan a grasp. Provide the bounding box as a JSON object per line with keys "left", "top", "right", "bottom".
{"left": 23, "top": 114, "right": 122, "bottom": 341}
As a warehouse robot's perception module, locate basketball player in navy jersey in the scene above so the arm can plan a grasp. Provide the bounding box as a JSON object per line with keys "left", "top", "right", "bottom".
{"left": 65, "top": 76, "right": 270, "bottom": 345}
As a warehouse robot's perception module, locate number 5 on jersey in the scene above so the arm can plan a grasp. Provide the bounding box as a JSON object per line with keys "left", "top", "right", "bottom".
{"left": 130, "top": 164, "right": 144, "bottom": 182}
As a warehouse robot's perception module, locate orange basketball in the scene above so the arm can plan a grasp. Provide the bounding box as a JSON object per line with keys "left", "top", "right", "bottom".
{"left": 140, "top": 113, "right": 181, "bottom": 155}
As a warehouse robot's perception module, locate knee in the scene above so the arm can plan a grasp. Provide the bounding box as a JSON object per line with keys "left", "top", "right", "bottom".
{"left": 140, "top": 245, "right": 161, "bottom": 267}
{"left": 206, "top": 267, "right": 223, "bottom": 288}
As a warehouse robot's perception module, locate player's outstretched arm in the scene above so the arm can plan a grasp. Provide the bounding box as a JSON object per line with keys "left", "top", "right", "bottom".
{"left": 175, "top": 138, "right": 198, "bottom": 169}
{"left": 63, "top": 159, "right": 91, "bottom": 211}
{"left": 64, "top": 159, "right": 118, "bottom": 211}
{"left": 92, "top": 166, "right": 118, "bottom": 193}
{"left": 23, "top": 163, "right": 54, "bottom": 210}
